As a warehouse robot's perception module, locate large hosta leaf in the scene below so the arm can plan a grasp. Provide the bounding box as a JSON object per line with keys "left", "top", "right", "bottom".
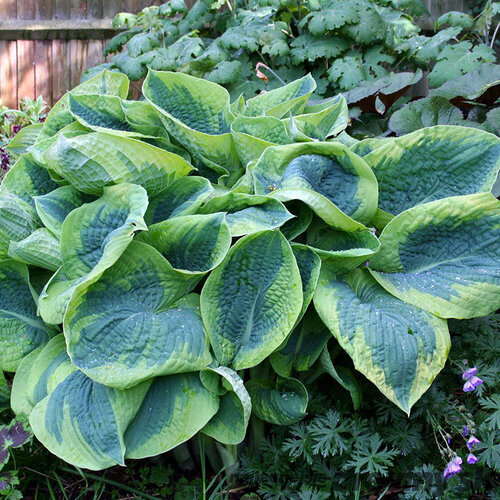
{"left": 0, "top": 154, "right": 59, "bottom": 256}
{"left": 201, "top": 366, "right": 251, "bottom": 445}
{"left": 201, "top": 230, "right": 303, "bottom": 370}
{"left": 138, "top": 214, "right": 231, "bottom": 275}
{"left": 11, "top": 336, "right": 76, "bottom": 416}
{"left": 8, "top": 228, "right": 61, "bottom": 271}
{"left": 6, "top": 123, "right": 43, "bottom": 159}
{"left": 30, "top": 369, "right": 150, "bottom": 470}
{"left": 12, "top": 337, "right": 218, "bottom": 469}
{"left": 364, "top": 126, "right": 500, "bottom": 218}
{"left": 37, "top": 70, "right": 130, "bottom": 143}
{"left": 124, "top": 372, "right": 219, "bottom": 459}
{"left": 270, "top": 308, "right": 330, "bottom": 378}
{"left": 68, "top": 93, "right": 166, "bottom": 139}
{"left": 369, "top": 193, "right": 500, "bottom": 319}
{"left": 246, "top": 376, "right": 308, "bottom": 425}
{"left": 44, "top": 132, "right": 192, "bottom": 196}
{"left": 200, "top": 193, "right": 294, "bottom": 237}
{"left": 39, "top": 184, "right": 148, "bottom": 324}
{"left": 251, "top": 143, "right": 377, "bottom": 229}
{"left": 306, "top": 222, "right": 380, "bottom": 272}
{"left": 143, "top": 70, "right": 239, "bottom": 176}
{"left": 282, "top": 94, "right": 348, "bottom": 141}
{"left": 0, "top": 260, "right": 54, "bottom": 372}
{"left": 231, "top": 116, "right": 291, "bottom": 166}
{"left": 34, "top": 186, "right": 95, "bottom": 238}
{"left": 243, "top": 74, "right": 316, "bottom": 118}
{"left": 146, "top": 176, "right": 213, "bottom": 224}
{"left": 314, "top": 267, "right": 450, "bottom": 414}
{"left": 65, "top": 241, "right": 211, "bottom": 388}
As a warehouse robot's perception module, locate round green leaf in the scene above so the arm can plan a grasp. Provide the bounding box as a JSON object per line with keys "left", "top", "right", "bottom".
{"left": 201, "top": 366, "right": 251, "bottom": 445}
{"left": 246, "top": 376, "right": 308, "bottom": 425}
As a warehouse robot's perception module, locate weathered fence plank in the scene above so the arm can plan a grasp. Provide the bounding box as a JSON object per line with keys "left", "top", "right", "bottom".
{"left": 0, "top": 0, "right": 471, "bottom": 108}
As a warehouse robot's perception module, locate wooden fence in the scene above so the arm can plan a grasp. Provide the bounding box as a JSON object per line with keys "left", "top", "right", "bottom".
{"left": 0, "top": 1, "right": 163, "bottom": 107}
{"left": 0, "top": 0, "right": 471, "bottom": 108}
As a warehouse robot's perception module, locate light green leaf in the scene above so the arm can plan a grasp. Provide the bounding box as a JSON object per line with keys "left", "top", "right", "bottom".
{"left": 124, "top": 373, "right": 219, "bottom": 459}
{"left": 44, "top": 132, "right": 193, "bottom": 196}
{"left": 68, "top": 93, "right": 164, "bottom": 138}
{"left": 350, "top": 137, "right": 392, "bottom": 157}
{"left": 251, "top": 143, "right": 378, "bottom": 228}
{"left": 138, "top": 213, "right": 231, "bottom": 274}
{"left": 246, "top": 376, "right": 308, "bottom": 425}
{"left": 436, "top": 11, "right": 474, "bottom": 30}
{"left": 64, "top": 242, "right": 211, "bottom": 388}
{"left": 0, "top": 260, "right": 54, "bottom": 372}
{"left": 343, "top": 70, "right": 422, "bottom": 104}
{"left": 243, "top": 74, "right": 316, "bottom": 118}
{"left": 146, "top": 176, "right": 213, "bottom": 224}
{"left": 429, "top": 42, "right": 496, "bottom": 88}
{"left": 143, "top": 70, "right": 239, "bottom": 177}
{"left": 314, "top": 266, "right": 450, "bottom": 414}
{"left": 282, "top": 94, "right": 348, "bottom": 141}
{"left": 201, "top": 230, "right": 303, "bottom": 370}
{"left": 8, "top": 228, "right": 62, "bottom": 271}
{"left": 369, "top": 193, "right": 500, "bottom": 319}
{"left": 0, "top": 152, "right": 58, "bottom": 209}
{"left": 429, "top": 64, "right": 500, "bottom": 101}
{"left": 231, "top": 115, "right": 291, "bottom": 166}
{"left": 11, "top": 335, "right": 76, "bottom": 417}
{"left": 201, "top": 366, "right": 251, "bottom": 445}
{"left": 34, "top": 186, "right": 95, "bottom": 238}
{"left": 200, "top": 193, "right": 294, "bottom": 237}
{"left": 364, "top": 126, "right": 500, "bottom": 216}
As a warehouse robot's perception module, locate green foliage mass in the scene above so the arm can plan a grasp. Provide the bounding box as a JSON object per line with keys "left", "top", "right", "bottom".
{"left": 83, "top": 0, "right": 500, "bottom": 139}
{"left": 0, "top": 69, "right": 499, "bottom": 476}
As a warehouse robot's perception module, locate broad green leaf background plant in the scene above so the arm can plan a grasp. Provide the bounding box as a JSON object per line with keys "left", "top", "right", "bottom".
{"left": 0, "top": 67, "right": 499, "bottom": 474}
{"left": 84, "top": 0, "right": 500, "bottom": 137}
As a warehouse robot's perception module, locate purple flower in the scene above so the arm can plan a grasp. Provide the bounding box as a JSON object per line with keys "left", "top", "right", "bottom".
{"left": 467, "top": 453, "right": 478, "bottom": 464}
{"left": 462, "top": 426, "right": 468, "bottom": 436}
{"left": 467, "top": 436, "right": 480, "bottom": 450}
{"left": 462, "top": 367, "right": 478, "bottom": 380}
{"left": 463, "top": 376, "right": 483, "bottom": 392}
{"left": 443, "top": 456, "right": 462, "bottom": 479}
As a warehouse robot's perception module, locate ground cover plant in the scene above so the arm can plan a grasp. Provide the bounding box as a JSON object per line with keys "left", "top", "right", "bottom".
{"left": 0, "top": 68, "right": 499, "bottom": 498}
{"left": 85, "top": 0, "right": 500, "bottom": 137}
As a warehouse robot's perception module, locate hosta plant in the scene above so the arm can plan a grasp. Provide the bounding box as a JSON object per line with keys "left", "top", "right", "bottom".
{"left": 0, "top": 69, "right": 499, "bottom": 471}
